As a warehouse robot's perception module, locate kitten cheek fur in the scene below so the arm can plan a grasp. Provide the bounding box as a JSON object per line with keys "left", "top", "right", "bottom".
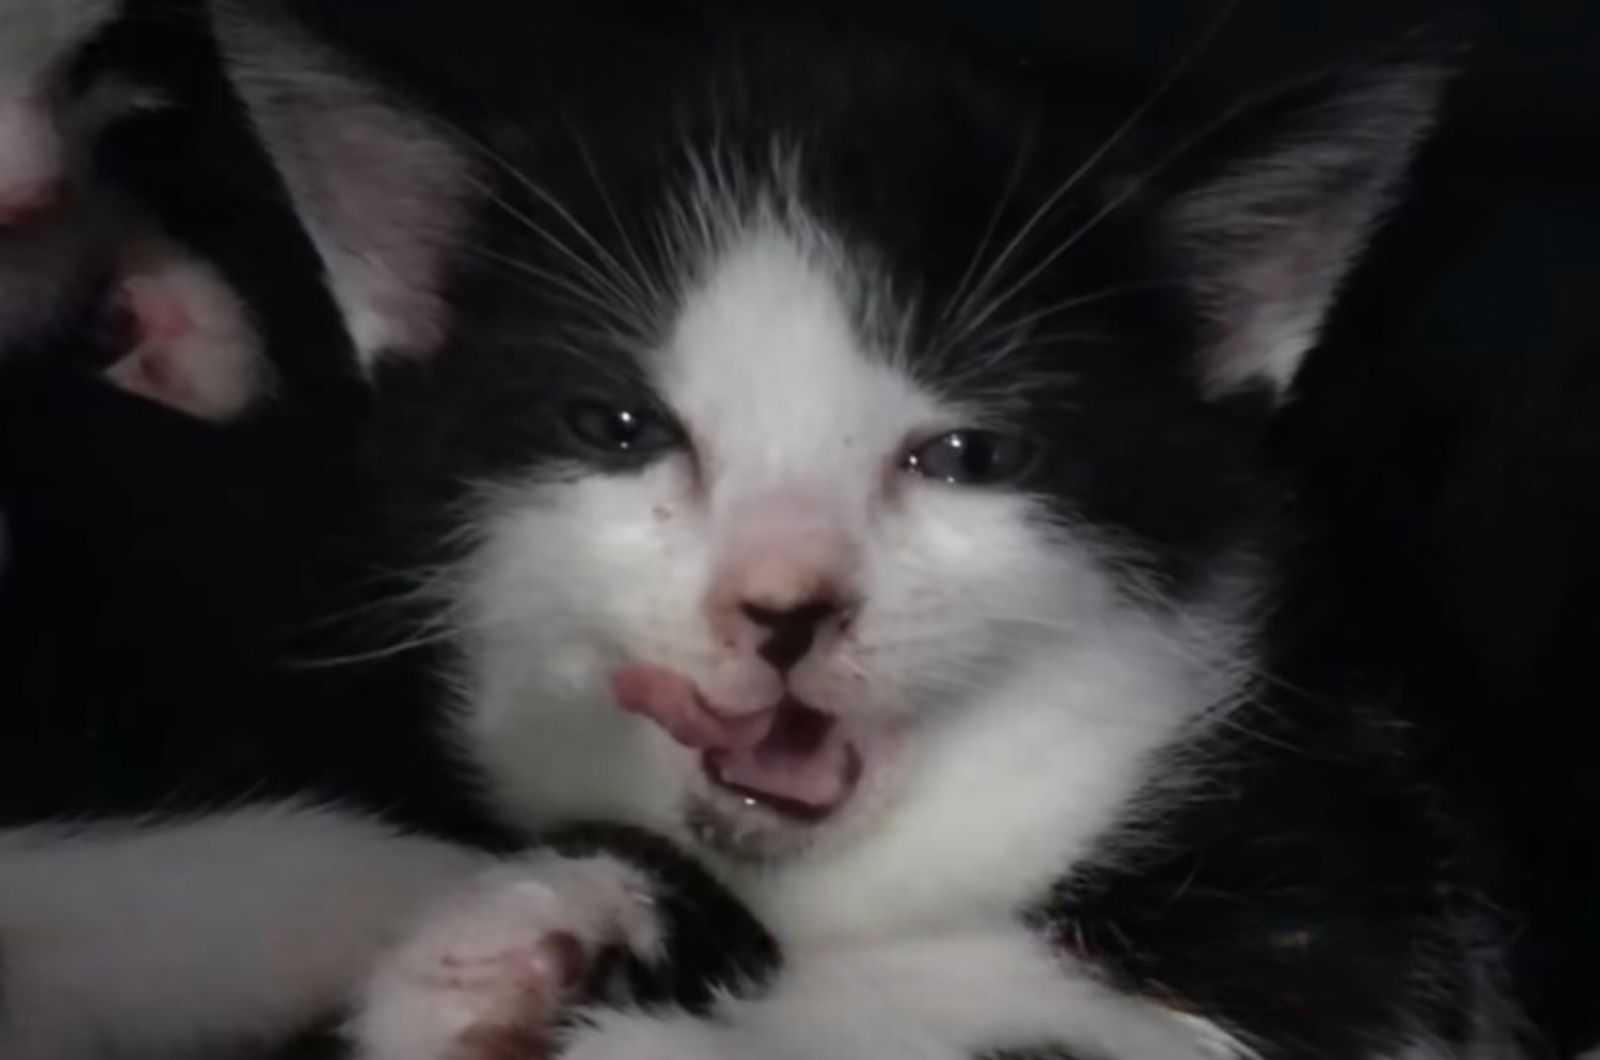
{"left": 218, "top": 4, "right": 1510, "bottom": 1057}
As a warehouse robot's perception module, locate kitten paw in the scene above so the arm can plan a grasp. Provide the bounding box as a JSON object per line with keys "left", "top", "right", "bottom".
{"left": 349, "top": 853, "right": 663, "bottom": 1060}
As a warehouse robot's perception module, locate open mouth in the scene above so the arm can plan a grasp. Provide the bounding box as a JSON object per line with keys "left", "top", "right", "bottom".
{"left": 612, "top": 665, "right": 863, "bottom": 823}
{"left": 703, "top": 698, "right": 862, "bottom": 821}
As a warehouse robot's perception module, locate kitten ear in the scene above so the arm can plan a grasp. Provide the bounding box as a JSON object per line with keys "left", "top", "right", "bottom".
{"left": 210, "top": 0, "right": 477, "bottom": 369}
{"left": 1162, "top": 57, "right": 1449, "bottom": 401}
{"left": 100, "top": 236, "right": 274, "bottom": 424}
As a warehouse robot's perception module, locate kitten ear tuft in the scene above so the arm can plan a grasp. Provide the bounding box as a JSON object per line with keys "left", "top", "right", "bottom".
{"left": 210, "top": 0, "right": 477, "bottom": 370}
{"left": 1164, "top": 54, "right": 1451, "bottom": 401}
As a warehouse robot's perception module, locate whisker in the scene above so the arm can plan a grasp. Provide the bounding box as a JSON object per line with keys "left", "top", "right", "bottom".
{"left": 279, "top": 625, "right": 459, "bottom": 671}
{"left": 982, "top": 280, "right": 1177, "bottom": 344}
{"left": 975, "top": 37, "right": 1390, "bottom": 343}
{"left": 466, "top": 175, "right": 647, "bottom": 330}
{"left": 948, "top": 0, "right": 1241, "bottom": 346}
{"left": 449, "top": 123, "right": 656, "bottom": 319}
{"left": 940, "top": 130, "right": 1037, "bottom": 333}
{"left": 464, "top": 245, "right": 645, "bottom": 338}
{"left": 561, "top": 111, "right": 671, "bottom": 322}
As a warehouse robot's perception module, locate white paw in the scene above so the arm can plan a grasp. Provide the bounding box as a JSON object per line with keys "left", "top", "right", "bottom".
{"left": 349, "top": 853, "right": 663, "bottom": 1060}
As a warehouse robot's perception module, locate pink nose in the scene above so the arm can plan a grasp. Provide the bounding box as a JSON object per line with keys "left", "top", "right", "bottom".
{"left": 705, "top": 529, "right": 859, "bottom": 673}
{"left": 0, "top": 177, "right": 67, "bottom": 226}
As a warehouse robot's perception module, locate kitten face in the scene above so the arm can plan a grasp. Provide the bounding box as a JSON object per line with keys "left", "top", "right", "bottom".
{"left": 445, "top": 195, "right": 1172, "bottom": 858}
{"left": 219, "top": 4, "right": 1440, "bottom": 874}
{"left": 363, "top": 53, "right": 1283, "bottom": 863}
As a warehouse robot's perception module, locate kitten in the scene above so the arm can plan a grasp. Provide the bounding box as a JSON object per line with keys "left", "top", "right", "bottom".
{"left": 0, "top": 3, "right": 1526, "bottom": 1060}
{"left": 0, "top": 0, "right": 271, "bottom": 422}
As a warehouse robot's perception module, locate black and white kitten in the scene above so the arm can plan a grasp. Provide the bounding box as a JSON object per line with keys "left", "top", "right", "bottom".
{"left": 0, "top": 3, "right": 1525, "bottom": 1059}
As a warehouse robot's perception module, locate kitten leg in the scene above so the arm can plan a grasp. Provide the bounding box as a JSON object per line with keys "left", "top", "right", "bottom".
{"left": 0, "top": 800, "right": 483, "bottom": 1060}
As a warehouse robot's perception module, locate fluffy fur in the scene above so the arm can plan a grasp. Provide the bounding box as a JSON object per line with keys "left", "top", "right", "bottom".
{"left": 0, "top": 803, "right": 482, "bottom": 1060}
{"left": 0, "top": 3, "right": 1528, "bottom": 1060}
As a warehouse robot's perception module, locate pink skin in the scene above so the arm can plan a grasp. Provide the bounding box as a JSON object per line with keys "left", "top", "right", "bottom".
{"left": 611, "top": 662, "right": 864, "bottom": 820}
{"left": 611, "top": 664, "right": 776, "bottom": 753}
{"left": 119, "top": 278, "right": 196, "bottom": 343}
{"left": 0, "top": 177, "right": 66, "bottom": 227}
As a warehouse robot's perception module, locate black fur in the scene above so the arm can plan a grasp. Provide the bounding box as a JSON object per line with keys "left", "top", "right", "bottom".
{"left": 1031, "top": 691, "right": 1500, "bottom": 1058}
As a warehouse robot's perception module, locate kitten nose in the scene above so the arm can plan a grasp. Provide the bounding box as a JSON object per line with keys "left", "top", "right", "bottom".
{"left": 742, "top": 597, "right": 840, "bottom": 672}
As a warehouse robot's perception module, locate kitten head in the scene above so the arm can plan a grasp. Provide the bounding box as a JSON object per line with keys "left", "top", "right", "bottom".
{"left": 220, "top": 4, "right": 1443, "bottom": 870}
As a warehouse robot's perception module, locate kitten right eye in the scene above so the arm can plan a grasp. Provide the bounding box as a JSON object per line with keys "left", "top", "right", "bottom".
{"left": 560, "top": 398, "right": 682, "bottom": 464}
{"left": 903, "top": 428, "right": 1036, "bottom": 487}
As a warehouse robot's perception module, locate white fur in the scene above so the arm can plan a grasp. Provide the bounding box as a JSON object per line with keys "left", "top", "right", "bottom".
{"left": 548, "top": 927, "right": 1253, "bottom": 1060}
{"left": 346, "top": 858, "right": 1258, "bottom": 1060}
{"left": 0, "top": 801, "right": 483, "bottom": 1060}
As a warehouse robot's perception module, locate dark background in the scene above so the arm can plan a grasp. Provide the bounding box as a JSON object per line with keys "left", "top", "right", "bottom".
{"left": 1, "top": 0, "right": 1597, "bottom": 1055}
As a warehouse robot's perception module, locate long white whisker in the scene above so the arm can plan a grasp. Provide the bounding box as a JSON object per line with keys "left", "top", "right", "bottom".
{"left": 464, "top": 245, "right": 645, "bottom": 337}
{"left": 973, "top": 36, "right": 1380, "bottom": 344}
{"left": 466, "top": 175, "right": 648, "bottom": 332}
{"left": 279, "top": 625, "right": 459, "bottom": 671}
{"left": 948, "top": 0, "right": 1241, "bottom": 347}
{"left": 940, "top": 130, "right": 1037, "bottom": 333}
{"left": 448, "top": 122, "right": 656, "bottom": 316}
{"left": 563, "top": 112, "right": 670, "bottom": 322}
{"left": 983, "top": 280, "right": 1177, "bottom": 343}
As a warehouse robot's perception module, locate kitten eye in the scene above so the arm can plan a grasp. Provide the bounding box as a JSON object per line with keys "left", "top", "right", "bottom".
{"left": 561, "top": 399, "right": 681, "bottom": 461}
{"left": 904, "top": 429, "right": 1035, "bottom": 486}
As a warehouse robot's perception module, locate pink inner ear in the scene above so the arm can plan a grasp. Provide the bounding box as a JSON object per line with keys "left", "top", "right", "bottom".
{"left": 104, "top": 346, "right": 202, "bottom": 418}
{"left": 121, "top": 280, "right": 196, "bottom": 344}
{"left": 99, "top": 280, "right": 202, "bottom": 415}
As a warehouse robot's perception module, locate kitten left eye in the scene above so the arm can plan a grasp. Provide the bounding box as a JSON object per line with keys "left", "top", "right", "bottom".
{"left": 561, "top": 399, "right": 681, "bottom": 461}
{"left": 904, "top": 429, "right": 1036, "bottom": 486}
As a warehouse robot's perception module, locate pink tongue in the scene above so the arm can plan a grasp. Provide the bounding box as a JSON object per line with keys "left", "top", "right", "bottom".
{"left": 611, "top": 664, "right": 773, "bottom": 751}
{"left": 610, "top": 664, "right": 857, "bottom": 816}
{"left": 708, "top": 717, "right": 856, "bottom": 813}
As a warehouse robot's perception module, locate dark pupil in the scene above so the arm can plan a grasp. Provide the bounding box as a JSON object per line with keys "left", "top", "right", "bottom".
{"left": 604, "top": 409, "right": 647, "bottom": 449}
{"left": 943, "top": 433, "right": 995, "bottom": 476}
{"left": 568, "top": 402, "right": 656, "bottom": 452}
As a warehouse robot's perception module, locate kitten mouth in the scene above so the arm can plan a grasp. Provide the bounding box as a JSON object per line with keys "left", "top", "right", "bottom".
{"left": 703, "top": 701, "right": 862, "bottom": 822}
{"left": 611, "top": 665, "right": 862, "bottom": 822}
